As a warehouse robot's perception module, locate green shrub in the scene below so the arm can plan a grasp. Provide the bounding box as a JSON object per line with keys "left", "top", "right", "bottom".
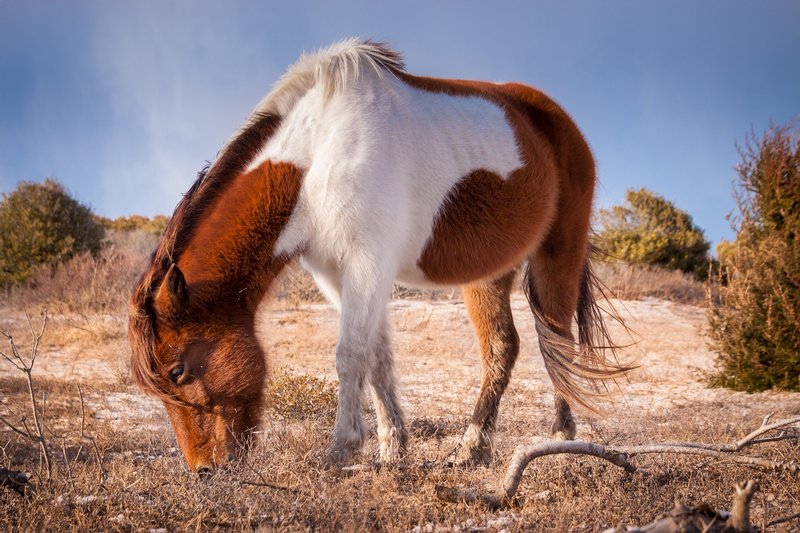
{"left": 707, "top": 124, "right": 800, "bottom": 391}
{"left": 597, "top": 187, "right": 711, "bottom": 278}
{"left": 97, "top": 214, "right": 169, "bottom": 235}
{"left": 0, "top": 179, "right": 105, "bottom": 287}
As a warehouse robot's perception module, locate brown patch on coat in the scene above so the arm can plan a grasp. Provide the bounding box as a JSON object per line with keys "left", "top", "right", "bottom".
{"left": 401, "top": 72, "right": 631, "bottom": 418}
{"left": 399, "top": 72, "right": 596, "bottom": 287}
{"left": 178, "top": 160, "right": 305, "bottom": 312}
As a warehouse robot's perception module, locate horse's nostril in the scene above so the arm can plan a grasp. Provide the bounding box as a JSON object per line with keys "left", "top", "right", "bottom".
{"left": 227, "top": 453, "right": 236, "bottom": 463}
{"left": 196, "top": 466, "right": 213, "bottom": 477}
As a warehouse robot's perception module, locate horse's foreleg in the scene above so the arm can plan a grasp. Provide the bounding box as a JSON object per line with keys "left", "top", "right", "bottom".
{"left": 454, "top": 271, "right": 519, "bottom": 466}
{"left": 329, "top": 257, "right": 393, "bottom": 464}
{"left": 368, "top": 326, "right": 408, "bottom": 462}
{"left": 330, "top": 339, "right": 369, "bottom": 464}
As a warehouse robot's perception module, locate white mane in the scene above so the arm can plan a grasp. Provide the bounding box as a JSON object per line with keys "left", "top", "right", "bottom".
{"left": 258, "top": 38, "right": 405, "bottom": 117}
{"left": 217, "top": 39, "right": 405, "bottom": 159}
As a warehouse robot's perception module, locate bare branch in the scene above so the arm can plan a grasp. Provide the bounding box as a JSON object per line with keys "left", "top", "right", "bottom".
{"left": 767, "top": 512, "right": 800, "bottom": 528}
{"left": 0, "top": 413, "right": 31, "bottom": 440}
{"left": 607, "top": 443, "right": 797, "bottom": 471}
{"left": 503, "top": 438, "right": 637, "bottom": 502}
{"left": 437, "top": 415, "right": 800, "bottom": 509}
{"left": 0, "top": 313, "right": 52, "bottom": 479}
{"left": 0, "top": 348, "right": 25, "bottom": 372}
{"left": 734, "top": 415, "right": 800, "bottom": 450}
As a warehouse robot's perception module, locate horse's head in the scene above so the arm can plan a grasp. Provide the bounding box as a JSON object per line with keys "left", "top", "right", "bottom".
{"left": 129, "top": 263, "right": 266, "bottom": 473}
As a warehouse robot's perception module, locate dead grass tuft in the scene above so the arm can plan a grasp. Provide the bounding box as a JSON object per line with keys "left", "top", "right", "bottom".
{"left": 8, "top": 230, "right": 157, "bottom": 316}
{"left": 265, "top": 367, "right": 339, "bottom": 424}
{"left": 592, "top": 260, "right": 705, "bottom": 304}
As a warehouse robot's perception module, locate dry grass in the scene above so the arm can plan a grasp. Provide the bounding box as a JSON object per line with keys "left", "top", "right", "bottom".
{"left": 592, "top": 260, "right": 705, "bottom": 304}
{"left": 1, "top": 374, "right": 798, "bottom": 531}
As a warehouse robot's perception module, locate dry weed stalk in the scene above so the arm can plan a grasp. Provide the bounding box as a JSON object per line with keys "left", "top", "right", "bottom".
{"left": 75, "top": 384, "right": 105, "bottom": 483}
{"left": 0, "top": 311, "right": 53, "bottom": 479}
{"left": 437, "top": 414, "right": 800, "bottom": 516}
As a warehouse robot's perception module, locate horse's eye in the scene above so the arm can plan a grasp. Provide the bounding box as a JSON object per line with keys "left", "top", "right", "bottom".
{"left": 169, "top": 364, "right": 185, "bottom": 385}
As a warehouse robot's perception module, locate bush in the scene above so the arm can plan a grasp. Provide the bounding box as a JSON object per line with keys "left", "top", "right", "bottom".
{"left": 0, "top": 179, "right": 105, "bottom": 286}
{"left": 97, "top": 214, "right": 169, "bottom": 235}
{"left": 597, "top": 188, "right": 710, "bottom": 279}
{"left": 707, "top": 124, "right": 800, "bottom": 391}
{"left": 11, "top": 230, "right": 158, "bottom": 314}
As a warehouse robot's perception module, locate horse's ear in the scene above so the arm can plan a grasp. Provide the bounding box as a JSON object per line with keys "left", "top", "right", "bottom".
{"left": 154, "top": 263, "right": 189, "bottom": 318}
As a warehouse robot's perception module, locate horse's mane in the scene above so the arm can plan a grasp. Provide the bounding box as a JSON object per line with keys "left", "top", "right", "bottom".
{"left": 261, "top": 38, "right": 404, "bottom": 115}
{"left": 129, "top": 39, "right": 405, "bottom": 399}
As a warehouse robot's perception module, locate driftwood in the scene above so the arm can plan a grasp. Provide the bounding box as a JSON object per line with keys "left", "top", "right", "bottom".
{"left": 600, "top": 480, "right": 758, "bottom": 533}
{"left": 436, "top": 415, "right": 800, "bottom": 529}
{"left": 0, "top": 467, "right": 31, "bottom": 496}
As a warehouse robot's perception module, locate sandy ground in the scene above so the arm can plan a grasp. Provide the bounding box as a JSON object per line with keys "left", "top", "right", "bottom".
{"left": 3, "top": 295, "right": 796, "bottom": 448}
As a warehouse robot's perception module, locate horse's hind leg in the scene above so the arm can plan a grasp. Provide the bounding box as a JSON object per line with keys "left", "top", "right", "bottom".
{"left": 526, "top": 239, "right": 589, "bottom": 441}
{"left": 453, "top": 270, "right": 519, "bottom": 465}
{"left": 368, "top": 325, "right": 408, "bottom": 461}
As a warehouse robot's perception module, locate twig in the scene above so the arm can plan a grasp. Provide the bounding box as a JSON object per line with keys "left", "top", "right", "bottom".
{"left": 766, "top": 511, "right": 800, "bottom": 528}
{"left": 0, "top": 312, "right": 53, "bottom": 479}
{"left": 77, "top": 385, "right": 104, "bottom": 483}
{"left": 239, "top": 479, "right": 298, "bottom": 491}
{"left": 61, "top": 439, "right": 76, "bottom": 492}
{"left": 503, "top": 438, "right": 637, "bottom": 502}
{"left": 0, "top": 413, "right": 32, "bottom": 439}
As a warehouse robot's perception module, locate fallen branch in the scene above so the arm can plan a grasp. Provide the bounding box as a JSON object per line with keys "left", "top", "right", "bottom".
{"left": 437, "top": 415, "right": 800, "bottom": 510}
{"left": 601, "top": 480, "right": 758, "bottom": 533}
{"left": 0, "top": 467, "right": 32, "bottom": 497}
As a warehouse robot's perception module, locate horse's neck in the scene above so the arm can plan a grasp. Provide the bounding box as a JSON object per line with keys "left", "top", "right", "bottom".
{"left": 178, "top": 160, "right": 304, "bottom": 313}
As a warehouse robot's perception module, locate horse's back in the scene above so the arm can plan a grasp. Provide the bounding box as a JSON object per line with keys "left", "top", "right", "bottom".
{"left": 274, "top": 70, "right": 592, "bottom": 288}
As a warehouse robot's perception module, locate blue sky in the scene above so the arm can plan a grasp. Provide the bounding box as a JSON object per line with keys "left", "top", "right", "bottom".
{"left": 1, "top": 1, "right": 798, "bottom": 248}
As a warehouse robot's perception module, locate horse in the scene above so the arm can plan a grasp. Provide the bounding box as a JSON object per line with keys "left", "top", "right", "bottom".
{"left": 129, "top": 39, "right": 630, "bottom": 473}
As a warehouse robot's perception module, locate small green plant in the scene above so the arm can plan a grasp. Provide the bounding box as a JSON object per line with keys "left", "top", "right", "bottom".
{"left": 0, "top": 179, "right": 104, "bottom": 287}
{"left": 597, "top": 188, "right": 710, "bottom": 278}
{"left": 708, "top": 124, "right": 800, "bottom": 391}
{"left": 265, "top": 368, "right": 338, "bottom": 423}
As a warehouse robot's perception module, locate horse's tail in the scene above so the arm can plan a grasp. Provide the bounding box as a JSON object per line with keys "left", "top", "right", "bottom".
{"left": 523, "top": 250, "right": 634, "bottom": 413}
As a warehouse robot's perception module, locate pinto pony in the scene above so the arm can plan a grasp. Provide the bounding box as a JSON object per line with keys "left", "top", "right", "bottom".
{"left": 129, "top": 39, "right": 629, "bottom": 472}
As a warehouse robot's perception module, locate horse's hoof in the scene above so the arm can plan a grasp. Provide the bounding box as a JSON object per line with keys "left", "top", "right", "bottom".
{"left": 450, "top": 440, "right": 492, "bottom": 466}
{"left": 378, "top": 426, "right": 404, "bottom": 463}
{"left": 551, "top": 420, "right": 577, "bottom": 441}
{"left": 449, "top": 424, "right": 493, "bottom": 467}
{"left": 326, "top": 444, "right": 359, "bottom": 466}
